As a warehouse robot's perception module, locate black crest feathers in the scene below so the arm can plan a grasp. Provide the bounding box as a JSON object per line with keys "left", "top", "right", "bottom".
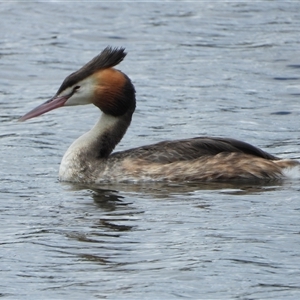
{"left": 56, "top": 47, "right": 127, "bottom": 95}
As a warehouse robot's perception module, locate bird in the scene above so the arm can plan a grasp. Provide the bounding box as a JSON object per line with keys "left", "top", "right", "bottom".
{"left": 19, "top": 46, "right": 299, "bottom": 183}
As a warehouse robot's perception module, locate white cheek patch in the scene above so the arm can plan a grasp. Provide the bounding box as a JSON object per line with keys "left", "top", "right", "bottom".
{"left": 65, "top": 91, "right": 91, "bottom": 106}
{"left": 63, "top": 77, "right": 96, "bottom": 106}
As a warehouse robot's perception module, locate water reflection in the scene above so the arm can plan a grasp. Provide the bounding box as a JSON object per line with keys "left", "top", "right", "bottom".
{"left": 62, "top": 179, "right": 285, "bottom": 199}
{"left": 58, "top": 183, "right": 142, "bottom": 267}
{"left": 58, "top": 178, "right": 288, "bottom": 266}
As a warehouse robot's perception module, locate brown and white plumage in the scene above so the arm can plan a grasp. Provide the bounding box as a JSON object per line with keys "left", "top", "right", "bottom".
{"left": 19, "top": 47, "right": 299, "bottom": 183}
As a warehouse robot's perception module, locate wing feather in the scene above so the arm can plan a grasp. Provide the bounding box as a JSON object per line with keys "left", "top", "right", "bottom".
{"left": 111, "top": 137, "right": 278, "bottom": 163}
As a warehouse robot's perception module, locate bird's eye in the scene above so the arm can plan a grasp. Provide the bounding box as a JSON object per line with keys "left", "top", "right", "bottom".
{"left": 73, "top": 86, "right": 80, "bottom": 92}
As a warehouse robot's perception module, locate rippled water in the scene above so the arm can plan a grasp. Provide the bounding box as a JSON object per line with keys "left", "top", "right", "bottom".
{"left": 1, "top": 2, "right": 300, "bottom": 299}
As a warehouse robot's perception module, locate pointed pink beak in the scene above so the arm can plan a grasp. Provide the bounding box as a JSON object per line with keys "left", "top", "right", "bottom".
{"left": 19, "top": 94, "right": 70, "bottom": 122}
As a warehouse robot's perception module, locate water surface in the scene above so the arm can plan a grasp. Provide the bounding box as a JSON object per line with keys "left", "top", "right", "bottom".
{"left": 0, "top": 2, "right": 300, "bottom": 299}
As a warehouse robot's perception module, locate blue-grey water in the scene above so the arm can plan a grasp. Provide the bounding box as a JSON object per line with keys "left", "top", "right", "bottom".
{"left": 1, "top": 1, "right": 300, "bottom": 299}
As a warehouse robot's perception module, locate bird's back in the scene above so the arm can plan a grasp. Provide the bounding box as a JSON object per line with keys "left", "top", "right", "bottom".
{"left": 110, "top": 137, "right": 278, "bottom": 163}
{"left": 96, "top": 137, "right": 300, "bottom": 182}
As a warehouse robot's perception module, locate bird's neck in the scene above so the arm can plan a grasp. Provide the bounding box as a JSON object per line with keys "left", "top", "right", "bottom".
{"left": 59, "top": 110, "right": 133, "bottom": 181}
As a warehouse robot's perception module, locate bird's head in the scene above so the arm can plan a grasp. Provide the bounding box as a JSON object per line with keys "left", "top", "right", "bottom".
{"left": 19, "top": 47, "right": 136, "bottom": 121}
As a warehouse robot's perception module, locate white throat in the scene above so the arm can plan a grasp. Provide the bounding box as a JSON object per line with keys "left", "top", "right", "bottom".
{"left": 59, "top": 113, "right": 119, "bottom": 181}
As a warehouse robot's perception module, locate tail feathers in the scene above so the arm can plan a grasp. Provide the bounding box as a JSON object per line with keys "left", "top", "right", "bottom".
{"left": 276, "top": 159, "right": 300, "bottom": 179}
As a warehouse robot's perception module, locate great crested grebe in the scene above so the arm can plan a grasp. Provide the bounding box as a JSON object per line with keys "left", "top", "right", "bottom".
{"left": 20, "top": 47, "right": 299, "bottom": 183}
